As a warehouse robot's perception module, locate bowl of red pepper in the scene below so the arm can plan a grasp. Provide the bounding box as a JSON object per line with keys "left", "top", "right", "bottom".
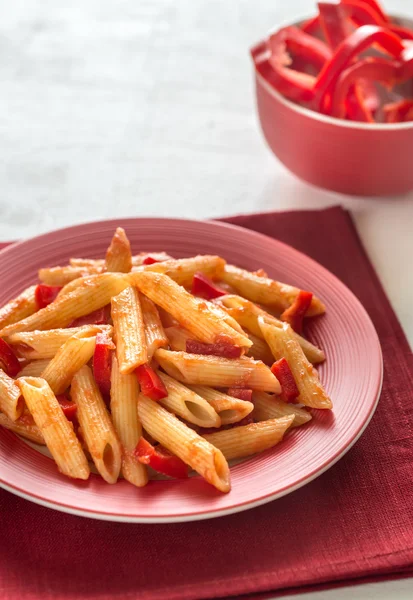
{"left": 251, "top": 1, "right": 413, "bottom": 196}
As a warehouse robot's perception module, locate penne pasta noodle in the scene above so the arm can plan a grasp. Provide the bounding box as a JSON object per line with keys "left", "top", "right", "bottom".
{"left": 188, "top": 385, "right": 254, "bottom": 425}
{"left": 246, "top": 332, "right": 274, "bottom": 365}
{"left": 8, "top": 325, "right": 113, "bottom": 360}
{"left": 157, "top": 306, "right": 180, "bottom": 328}
{"left": 140, "top": 294, "right": 168, "bottom": 360}
{"left": 259, "top": 319, "right": 332, "bottom": 409}
{"left": 202, "top": 415, "right": 294, "bottom": 460}
{"left": 155, "top": 349, "right": 280, "bottom": 393}
{"left": 204, "top": 300, "right": 246, "bottom": 336}
{"left": 0, "top": 412, "right": 45, "bottom": 444}
{"left": 0, "top": 369, "right": 24, "bottom": 421}
{"left": 0, "top": 273, "right": 129, "bottom": 337}
{"left": 39, "top": 265, "right": 102, "bottom": 286}
{"left": 130, "top": 272, "right": 251, "bottom": 349}
{"left": 220, "top": 265, "right": 325, "bottom": 317}
{"left": 252, "top": 391, "right": 312, "bottom": 427}
{"left": 112, "top": 287, "right": 147, "bottom": 373}
{"left": 133, "top": 255, "right": 226, "bottom": 287}
{"left": 71, "top": 365, "right": 122, "bottom": 484}
{"left": 220, "top": 295, "right": 325, "bottom": 364}
{"left": 165, "top": 325, "right": 192, "bottom": 352}
{"left": 19, "top": 359, "right": 51, "bottom": 378}
{"left": 0, "top": 286, "right": 38, "bottom": 330}
{"left": 105, "top": 227, "right": 132, "bottom": 273}
{"left": 18, "top": 377, "right": 90, "bottom": 479}
{"left": 71, "top": 252, "right": 173, "bottom": 269}
{"left": 40, "top": 328, "right": 97, "bottom": 394}
{"left": 157, "top": 372, "right": 221, "bottom": 428}
{"left": 110, "top": 355, "right": 148, "bottom": 487}
{"left": 137, "top": 395, "right": 230, "bottom": 492}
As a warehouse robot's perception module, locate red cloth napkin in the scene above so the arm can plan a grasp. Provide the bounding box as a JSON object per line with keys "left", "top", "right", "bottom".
{"left": 1, "top": 206, "right": 413, "bottom": 600}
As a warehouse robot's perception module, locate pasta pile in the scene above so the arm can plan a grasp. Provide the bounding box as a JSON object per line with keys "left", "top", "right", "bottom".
{"left": 0, "top": 227, "right": 332, "bottom": 493}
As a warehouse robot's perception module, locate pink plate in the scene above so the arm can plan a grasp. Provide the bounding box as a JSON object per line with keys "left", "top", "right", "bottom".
{"left": 0, "top": 218, "right": 382, "bottom": 522}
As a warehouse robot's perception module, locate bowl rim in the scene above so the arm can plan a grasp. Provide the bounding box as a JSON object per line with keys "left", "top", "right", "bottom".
{"left": 254, "top": 12, "right": 413, "bottom": 131}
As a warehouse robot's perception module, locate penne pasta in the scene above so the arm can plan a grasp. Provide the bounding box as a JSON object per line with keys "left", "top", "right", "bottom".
{"left": 112, "top": 287, "right": 147, "bottom": 373}
{"left": 259, "top": 319, "right": 332, "bottom": 409}
{"left": 8, "top": 325, "right": 113, "bottom": 360}
{"left": 0, "top": 369, "right": 24, "bottom": 421}
{"left": 137, "top": 395, "right": 230, "bottom": 492}
{"left": 105, "top": 227, "right": 132, "bottom": 273}
{"left": 18, "top": 377, "right": 90, "bottom": 479}
{"left": 0, "top": 286, "right": 38, "bottom": 330}
{"left": 71, "top": 365, "right": 122, "bottom": 484}
{"left": 157, "top": 372, "right": 221, "bottom": 428}
{"left": 220, "top": 265, "right": 325, "bottom": 316}
{"left": 39, "top": 265, "right": 102, "bottom": 286}
{"left": 71, "top": 252, "right": 173, "bottom": 269}
{"left": 188, "top": 385, "right": 254, "bottom": 425}
{"left": 19, "top": 359, "right": 51, "bottom": 378}
{"left": 220, "top": 295, "right": 325, "bottom": 364}
{"left": 246, "top": 332, "right": 274, "bottom": 365}
{"left": 133, "top": 255, "right": 226, "bottom": 287}
{"left": 155, "top": 349, "right": 280, "bottom": 393}
{"left": 140, "top": 294, "right": 168, "bottom": 360}
{"left": 110, "top": 355, "right": 148, "bottom": 487}
{"left": 202, "top": 415, "right": 294, "bottom": 460}
{"left": 130, "top": 272, "right": 251, "bottom": 349}
{"left": 165, "top": 325, "right": 192, "bottom": 352}
{"left": 0, "top": 273, "right": 129, "bottom": 337}
{"left": 0, "top": 412, "right": 45, "bottom": 444}
{"left": 40, "top": 328, "right": 97, "bottom": 394}
{"left": 252, "top": 391, "right": 312, "bottom": 427}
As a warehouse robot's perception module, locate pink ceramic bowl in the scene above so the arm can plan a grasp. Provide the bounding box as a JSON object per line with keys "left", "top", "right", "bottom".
{"left": 252, "top": 19, "right": 413, "bottom": 197}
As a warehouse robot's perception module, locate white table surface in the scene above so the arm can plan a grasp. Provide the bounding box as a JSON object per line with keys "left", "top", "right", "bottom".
{"left": 1, "top": 0, "right": 412, "bottom": 598}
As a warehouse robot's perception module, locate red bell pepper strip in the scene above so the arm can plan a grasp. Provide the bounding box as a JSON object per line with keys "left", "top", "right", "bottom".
{"left": 35, "top": 284, "right": 62, "bottom": 309}
{"left": 227, "top": 387, "right": 253, "bottom": 402}
{"left": 280, "top": 290, "right": 313, "bottom": 334}
{"left": 191, "top": 272, "right": 226, "bottom": 300}
{"left": 135, "top": 364, "right": 168, "bottom": 401}
{"left": 271, "top": 26, "right": 332, "bottom": 69}
{"left": 318, "top": 2, "right": 352, "bottom": 49}
{"left": 314, "top": 25, "right": 404, "bottom": 110}
{"left": 389, "top": 25, "right": 413, "bottom": 41}
{"left": 135, "top": 437, "right": 188, "bottom": 478}
{"left": 0, "top": 339, "right": 21, "bottom": 377}
{"left": 142, "top": 255, "right": 161, "bottom": 265}
{"left": 56, "top": 394, "right": 77, "bottom": 421}
{"left": 186, "top": 339, "right": 242, "bottom": 359}
{"left": 331, "top": 57, "right": 399, "bottom": 118}
{"left": 341, "top": 0, "right": 413, "bottom": 39}
{"left": 271, "top": 358, "right": 299, "bottom": 403}
{"left": 345, "top": 84, "right": 374, "bottom": 122}
{"left": 399, "top": 43, "right": 413, "bottom": 81}
{"left": 357, "top": 0, "right": 389, "bottom": 23}
{"left": 93, "top": 331, "right": 115, "bottom": 399}
{"left": 301, "top": 15, "right": 320, "bottom": 35}
{"left": 383, "top": 99, "right": 413, "bottom": 122}
{"left": 69, "top": 305, "right": 111, "bottom": 327}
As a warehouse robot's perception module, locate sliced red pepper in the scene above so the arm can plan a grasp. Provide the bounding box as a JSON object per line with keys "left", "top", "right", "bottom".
{"left": 314, "top": 25, "right": 404, "bottom": 111}
{"left": 93, "top": 331, "right": 115, "bottom": 399}
{"left": 69, "top": 305, "right": 111, "bottom": 327}
{"left": 56, "top": 394, "right": 77, "bottom": 421}
{"left": 35, "top": 284, "right": 62, "bottom": 309}
{"left": 318, "top": 2, "right": 353, "bottom": 49}
{"left": 271, "top": 357, "right": 299, "bottom": 403}
{"left": 345, "top": 84, "right": 375, "bottom": 122}
{"left": 142, "top": 255, "right": 161, "bottom": 265}
{"left": 301, "top": 15, "right": 320, "bottom": 35}
{"left": 342, "top": 0, "right": 383, "bottom": 27}
{"left": 191, "top": 272, "right": 226, "bottom": 300}
{"left": 227, "top": 387, "right": 253, "bottom": 402}
{"left": 389, "top": 25, "right": 413, "bottom": 41}
{"left": 357, "top": 0, "right": 389, "bottom": 23}
{"left": 272, "top": 26, "right": 332, "bottom": 69}
{"left": 280, "top": 290, "right": 313, "bottom": 334}
{"left": 134, "top": 437, "right": 188, "bottom": 478}
{"left": 135, "top": 364, "right": 168, "bottom": 401}
{"left": 186, "top": 339, "right": 242, "bottom": 359}
{"left": 331, "top": 57, "right": 399, "bottom": 119}
{"left": 383, "top": 99, "right": 413, "bottom": 122}
{"left": 0, "top": 338, "right": 21, "bottom": 377}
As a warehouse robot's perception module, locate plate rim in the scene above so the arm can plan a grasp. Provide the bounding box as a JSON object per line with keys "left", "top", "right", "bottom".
{"left": 0, "top": 216, "right": 383, "bottom": 522}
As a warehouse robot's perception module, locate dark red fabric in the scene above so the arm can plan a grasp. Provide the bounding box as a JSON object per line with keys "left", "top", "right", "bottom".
{"left": 1, "top": 206, "right": 413, "bottom": 600}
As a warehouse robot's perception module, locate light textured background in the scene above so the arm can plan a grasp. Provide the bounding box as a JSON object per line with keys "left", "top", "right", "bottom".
{"left": 1, "top": 1, "right": 412, "bottom": 597}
